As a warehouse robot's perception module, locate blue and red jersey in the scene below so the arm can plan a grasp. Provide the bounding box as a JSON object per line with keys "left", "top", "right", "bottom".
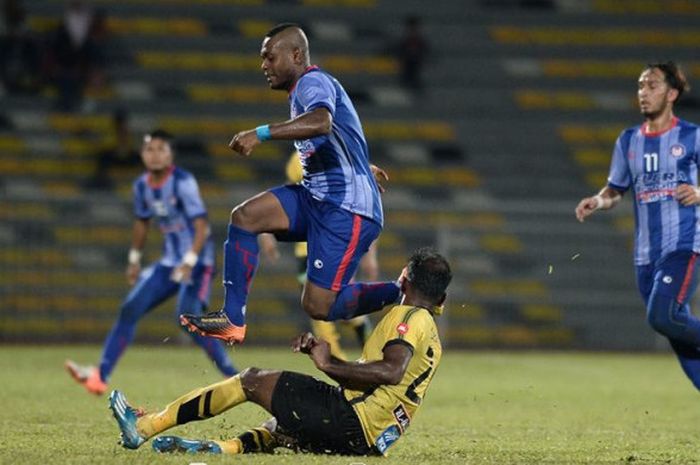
{"left": 132, "top": 166, "right": 215, "bottom": 267}
{"left": 289, "top": 66, "right": 383, "bottom": 227}
{"left": 608, "top": 117, "right": 700, "bottom": 265}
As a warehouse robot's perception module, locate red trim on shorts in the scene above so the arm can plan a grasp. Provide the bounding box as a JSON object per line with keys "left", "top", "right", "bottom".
{"left": 198, "top": 265, "right": 213, "bottom": 302}
{"left": 331, "top": 214, "right": 362, "bottom": 291}
{"left": 676, "top": 253, "right": 698, "bottom": 304}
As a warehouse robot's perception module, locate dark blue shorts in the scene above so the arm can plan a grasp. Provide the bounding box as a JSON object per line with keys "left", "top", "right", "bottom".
{"left": 636, "top": 250, "right": 700, "bottom": 306}
{"left": 269, "top": 184, "right": 381, "bottom": 291}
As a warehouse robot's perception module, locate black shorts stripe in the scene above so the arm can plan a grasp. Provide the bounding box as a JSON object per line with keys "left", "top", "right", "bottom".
{"left": 202, "top": 390, "right": 213, "bottom": 417}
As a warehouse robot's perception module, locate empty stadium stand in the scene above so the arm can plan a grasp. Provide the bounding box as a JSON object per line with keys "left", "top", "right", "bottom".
{"left": 2, "top": 0, "right": 698, "bottom": 350}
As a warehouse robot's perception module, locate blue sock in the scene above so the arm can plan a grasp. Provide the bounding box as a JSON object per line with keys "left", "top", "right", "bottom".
{"left": 99, "top": 320, "right": 136, "bottom": 382}
{"left": 670, "top": 339, "right": 700, "bottom": 390}
{"left": 327, "top": 281, "right": 401, "bottom": 321}
{"left": 222, "top": 224, "right": 259, "bottom": 326}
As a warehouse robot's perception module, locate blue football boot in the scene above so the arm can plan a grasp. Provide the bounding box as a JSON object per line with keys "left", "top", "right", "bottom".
{"left": 152, "top": 436, "right": 222, "bottom": 454}
{"left": 109, "top": 390, "right": 146, "bottom": 449}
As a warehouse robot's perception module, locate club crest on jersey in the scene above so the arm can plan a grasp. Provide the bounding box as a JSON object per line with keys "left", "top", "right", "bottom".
{"left": 670, "top": 144, "right": 686, "bottom": 158}
{"left": 396, "top": 322, "right": 409, "bottom": 335}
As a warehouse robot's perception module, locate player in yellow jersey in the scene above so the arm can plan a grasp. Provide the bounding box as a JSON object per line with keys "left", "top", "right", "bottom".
{"left": 109, "top": 247, "right": 451, "bottom": 456}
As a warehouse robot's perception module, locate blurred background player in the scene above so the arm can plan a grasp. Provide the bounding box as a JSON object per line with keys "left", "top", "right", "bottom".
{"left": 575, "top": 62, "right": 700, "bottom": 391}
{"left": 109, "top": 247, "right": 451, "bottom": 456}
{"left": 259, "top": 151, "right": 377, "bottom": 359}
{"left": 65, "top": 129, "right": 237, "bottom": 395}
{"left": 181, "top": 23, "right": 399, "bottom": 344}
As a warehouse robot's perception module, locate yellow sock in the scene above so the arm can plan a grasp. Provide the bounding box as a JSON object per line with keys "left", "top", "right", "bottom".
{"left": 137, "top": 375, "right": 246, "bottom": 439}
{"left": 213, "top": 438, "right": 243, "bottom": 454}
{"left": 311, "top": 319, "right": 346, "bottom": 360}
{"left": 236, "top": 427, "right": 275, "bottom": 453}
{"left": 209, "top": 426, "right": 276, "bottom": 455}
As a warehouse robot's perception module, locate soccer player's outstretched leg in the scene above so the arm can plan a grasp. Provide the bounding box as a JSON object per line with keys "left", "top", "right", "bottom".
{"left": 112, "top": 248, "right": 451, "bottom": 456}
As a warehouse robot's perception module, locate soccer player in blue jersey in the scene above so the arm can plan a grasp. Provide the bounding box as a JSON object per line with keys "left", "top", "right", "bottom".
{"left": 181, "top": 23, "right": 399, "bottom": 344}
{"left": 575, "top": 61, "right": 700, "bottom": 390}
{"left": 66, "top": 129, "right": 237, "bottom": 395}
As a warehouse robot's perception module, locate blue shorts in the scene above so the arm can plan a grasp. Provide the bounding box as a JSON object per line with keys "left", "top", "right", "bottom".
{"left": 123, "top": 262, "right": 216, "bottom": 319}
{"left": 270, "top": 184, "right": 381, "bottom": 291}
{"left": 636, "top": 250, "right": 700, "bottom": 307}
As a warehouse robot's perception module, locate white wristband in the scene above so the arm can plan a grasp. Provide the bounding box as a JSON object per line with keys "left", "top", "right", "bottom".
{"left": 183, "top": 250, "right": 198, "bottom": 267}
{"left": 128, "top": 249, "right": 142, "bottom": 265}
{"left": 593, "top": 195, "right": 611, "bottom": 210}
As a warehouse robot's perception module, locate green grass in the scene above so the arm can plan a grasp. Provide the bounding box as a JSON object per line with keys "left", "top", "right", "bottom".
{"left": 2, "top": 345, "right": 700, "bottom": 464}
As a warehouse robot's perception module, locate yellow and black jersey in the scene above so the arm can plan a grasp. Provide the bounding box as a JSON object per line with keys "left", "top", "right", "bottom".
{"left": 343, "top": 304, "right": 442, "bottom": 455}
{"left": 286, "top": 152, "right": 308, "bottom": 259}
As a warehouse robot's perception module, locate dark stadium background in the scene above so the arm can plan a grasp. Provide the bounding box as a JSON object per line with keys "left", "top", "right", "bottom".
{"left": 3, "top": 0, "right": 700, "bottom": 352}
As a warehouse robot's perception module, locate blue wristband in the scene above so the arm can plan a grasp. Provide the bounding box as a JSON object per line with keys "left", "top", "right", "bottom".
{"left": 255, "top": 125, "right": 271, "bottom": 142}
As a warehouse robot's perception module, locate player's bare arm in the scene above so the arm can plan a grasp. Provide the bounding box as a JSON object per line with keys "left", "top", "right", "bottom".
{"left": 126, "top": 218, "right": 149, "bottom": 285}
{"left": 172, "top": 216, "right": 209, "bottom": 283}
{"left": 676, "top": 184, "right": 700, "bottom": 206}
{"left": 229, "top": 107, "right": 332, "bottom": 157}
{"left": 575, "top": 186, "right": 624, "bottom": 223}
{"left": 293, "top": 332, "right": 411, "bottom": 389}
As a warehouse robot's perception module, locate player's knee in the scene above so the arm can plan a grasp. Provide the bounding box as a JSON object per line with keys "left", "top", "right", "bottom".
{"left": 302, "top": 299, "right": 331, "bottom": 321}
{"left": 646, "top": 297, "right": 682, "bottom": 337}
{"left": 239, "top": 367, "right": 262, "bottom": 389}
{"left": 230, "top": 204, "right": 255, "bottom": 230}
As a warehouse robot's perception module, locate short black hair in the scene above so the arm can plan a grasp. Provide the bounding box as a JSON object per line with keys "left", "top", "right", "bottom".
{"left": 265, "top": 22, "right": 302, "bottom": 38}
{"left": 406, "top": 247, "right": 452, "bottom": 304}
{"left": 144, "top": 129, "right": 174, "bottom": 145}
{"left": 646, "top": 61, "right": 691, "bottom": 101}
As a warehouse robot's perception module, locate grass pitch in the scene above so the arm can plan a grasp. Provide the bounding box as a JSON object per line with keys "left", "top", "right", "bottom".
{"left": 2, "top": 345, "right": 699, "bottom": 464}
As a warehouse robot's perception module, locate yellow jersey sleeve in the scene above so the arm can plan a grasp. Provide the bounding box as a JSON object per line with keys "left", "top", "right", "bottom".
{"left": 285, "top": 152, "right": 303, "bottom": 184}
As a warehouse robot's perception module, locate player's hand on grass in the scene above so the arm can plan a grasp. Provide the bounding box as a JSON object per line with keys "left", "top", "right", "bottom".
{"left": 676, "top": 184, "right": 700, "bottom": 206}
{"left": 370, "top": 164, "right": 389, "bottom": 193}
{"left": 126, "top": 263, "right": 141, "bottom": 286}
{"left": 229, "top": 129, "right": 260, "bottom": 156}
{"left": 575, "top": 196, "right": 599, "bottom": 223}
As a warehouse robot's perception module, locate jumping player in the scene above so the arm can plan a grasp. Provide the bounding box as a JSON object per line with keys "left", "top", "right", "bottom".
{"left": 181, "top": 23, "right": 399, "bottom": 344}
